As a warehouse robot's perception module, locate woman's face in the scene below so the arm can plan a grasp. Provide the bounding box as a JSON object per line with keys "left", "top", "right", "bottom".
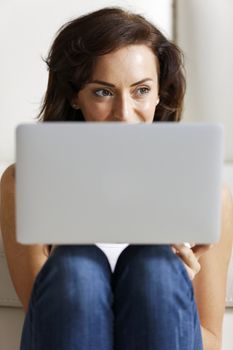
{"left": 72, "top": 44, "right": 159, "bottom": 123}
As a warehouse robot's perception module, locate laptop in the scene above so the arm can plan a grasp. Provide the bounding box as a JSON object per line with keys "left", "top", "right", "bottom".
{"left": 15, "top": 122, "right": 224, "bottom": 245}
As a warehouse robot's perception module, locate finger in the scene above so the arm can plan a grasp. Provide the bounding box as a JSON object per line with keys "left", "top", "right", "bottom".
{"left": 184, "top": 264, "right": 196, "bottom": 281}
{"left": 172, "top": 244, "right": 201, "bottom": 275}
{"left": 171, "top": 246, "right": 177, "bottom": 254}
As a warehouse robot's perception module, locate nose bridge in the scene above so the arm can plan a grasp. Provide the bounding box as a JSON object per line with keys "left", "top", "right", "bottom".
{"left": 113, "top": 91, "right": 132, "bottom": 121}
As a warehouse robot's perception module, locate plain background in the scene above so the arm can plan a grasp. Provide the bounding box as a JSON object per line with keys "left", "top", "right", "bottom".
{"left": 176, "top": 0, "right": 233, "bottom": 162}
{"left": 1, "top": 1, "right": 233, "bottom": 162}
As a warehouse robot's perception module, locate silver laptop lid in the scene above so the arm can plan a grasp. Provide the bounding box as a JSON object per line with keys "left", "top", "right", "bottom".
{"left": 15, "top": 122, "right": 224, "bottom": 244}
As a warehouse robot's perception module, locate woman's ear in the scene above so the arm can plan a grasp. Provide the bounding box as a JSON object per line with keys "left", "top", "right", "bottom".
{"left": 156, "top": 97, "right": 160, "bottom": 106}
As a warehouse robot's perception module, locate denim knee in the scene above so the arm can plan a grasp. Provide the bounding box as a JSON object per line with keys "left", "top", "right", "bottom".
{"left": 32, "top": 245, "right": 113, "bottom": 309}
{"left": 20, "top": 245, "right": 114, "bottom": 350}
{"left": 113, "top": 244, "right": 193, "bottom": 309}
{"left": 113, "top": 245, "right": 202, "bottom": 350}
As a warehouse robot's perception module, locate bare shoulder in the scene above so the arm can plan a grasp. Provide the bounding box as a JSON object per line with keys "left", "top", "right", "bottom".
{"left": 0, "top": 164, "right": 16, "bottom": 215}
{"left": 0, "top": 164, "right": 16, "bottom": 240}
{"left": 0, "top": 163, "right": 15, "bottom": 191}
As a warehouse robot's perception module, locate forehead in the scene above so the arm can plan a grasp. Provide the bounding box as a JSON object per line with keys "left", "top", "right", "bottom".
{"left": 91, "top": 44, "right": 159, "bottom": 81}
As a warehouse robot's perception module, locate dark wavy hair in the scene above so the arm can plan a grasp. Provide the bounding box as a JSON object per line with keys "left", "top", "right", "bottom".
{"left": 37, "top": 7, "right": 185, "bottom": 123}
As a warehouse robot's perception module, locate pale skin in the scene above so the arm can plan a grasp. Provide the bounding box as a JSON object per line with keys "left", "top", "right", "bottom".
{"left": 1, "top": 44, "right": 233, "bottom": 350}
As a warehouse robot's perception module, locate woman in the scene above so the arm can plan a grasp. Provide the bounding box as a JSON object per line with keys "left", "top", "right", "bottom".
{"left": 1, "top": 7, "right": 233, "bottom": 350}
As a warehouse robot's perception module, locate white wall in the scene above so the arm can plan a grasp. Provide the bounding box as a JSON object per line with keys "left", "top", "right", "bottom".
{"left": 176, "top": 0, "right": 233, "bottom": 162}
{"left": 0, "top": 0, "right": 172, "bottom": 162}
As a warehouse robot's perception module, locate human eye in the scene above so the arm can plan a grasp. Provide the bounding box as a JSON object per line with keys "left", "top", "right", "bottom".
{"left": 94, "top": 89, "right": 113, "bottom": 97}
{"left": 135, "top": 86, "right": 151, "bottom": 97}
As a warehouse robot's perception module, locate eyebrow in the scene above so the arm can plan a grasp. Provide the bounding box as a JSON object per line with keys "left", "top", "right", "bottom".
{"left": 87, "top": 78, "right": 154, "bottom": 88}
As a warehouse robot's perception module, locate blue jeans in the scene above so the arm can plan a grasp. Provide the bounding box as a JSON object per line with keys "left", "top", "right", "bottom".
{"left": 20, "top": 244, "right": 203, "bottom": 350}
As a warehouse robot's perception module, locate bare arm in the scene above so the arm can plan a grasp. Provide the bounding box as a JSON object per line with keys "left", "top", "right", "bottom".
{"left": 193, "top": 184, "right": 233, "bottom": 350}
{"left": 0, "top": 164, "right": 49, "bottom": 312}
